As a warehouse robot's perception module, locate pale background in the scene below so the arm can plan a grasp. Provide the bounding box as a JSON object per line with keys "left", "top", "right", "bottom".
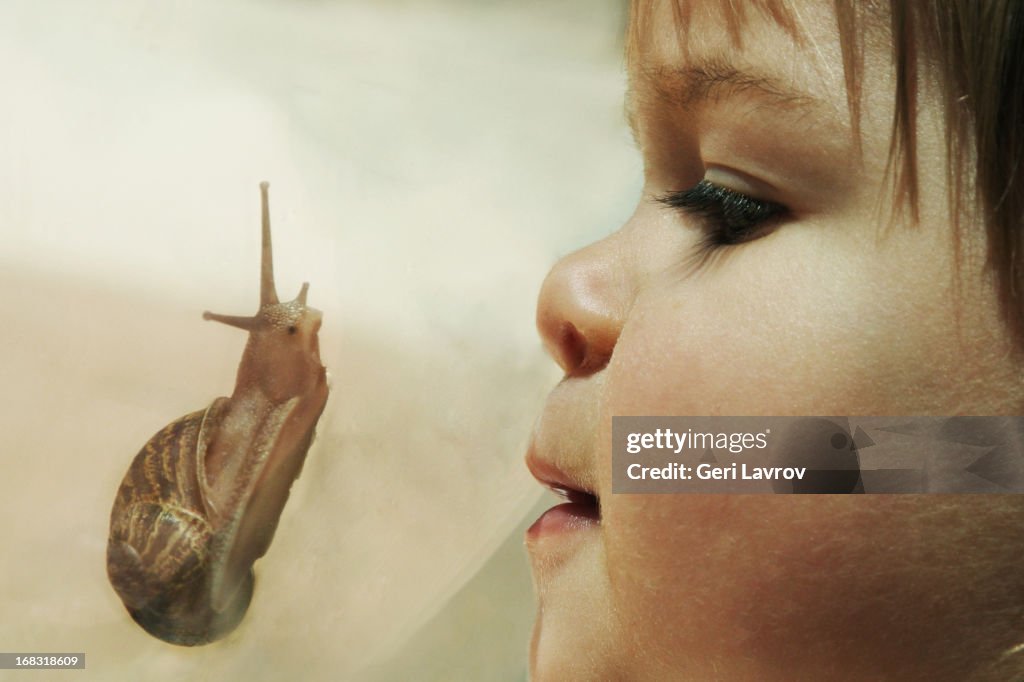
{"left": 0, "top": 1, "right": 638, "bottom": 680}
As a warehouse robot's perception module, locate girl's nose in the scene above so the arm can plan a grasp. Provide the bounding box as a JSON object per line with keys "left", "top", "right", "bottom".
{"left": 535, "top": 240, "right": 630, "bottom": 377}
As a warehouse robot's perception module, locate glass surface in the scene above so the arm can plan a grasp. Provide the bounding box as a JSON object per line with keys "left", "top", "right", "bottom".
{"left": 0, "top": 1, "right": 633, "bottom": 679}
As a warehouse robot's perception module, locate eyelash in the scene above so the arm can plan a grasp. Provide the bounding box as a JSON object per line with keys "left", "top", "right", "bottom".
{"left": 657, "top": 179, "right": 786, "bottom": 249}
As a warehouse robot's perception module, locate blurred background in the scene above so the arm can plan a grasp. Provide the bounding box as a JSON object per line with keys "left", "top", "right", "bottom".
{"left": 0, "top": 1, "right": 638, "bottom": 679}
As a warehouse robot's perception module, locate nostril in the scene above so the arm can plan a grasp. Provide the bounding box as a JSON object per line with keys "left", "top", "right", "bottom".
{"left": 542, "top": 320, "right": 617, "bottom": 377}
{"left": 554, "top": 322, "right": 587, "bottom": 374}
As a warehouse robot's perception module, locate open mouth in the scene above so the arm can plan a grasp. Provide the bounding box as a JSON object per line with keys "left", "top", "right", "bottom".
{"left": 548, "top": 484, "right": 600, "bottom": 518}
{"left": 526, "top": 455, "right": 601, "bottom": 538}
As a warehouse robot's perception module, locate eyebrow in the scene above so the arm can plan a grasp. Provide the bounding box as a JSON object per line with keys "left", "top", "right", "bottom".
{"left": 626, "top": 56, "right": 824, "bottom": 140}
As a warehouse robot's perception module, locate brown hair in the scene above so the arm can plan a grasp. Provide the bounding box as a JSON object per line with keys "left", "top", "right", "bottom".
{"left": 627, "top": 0, "right": 1024, "bottom": 341}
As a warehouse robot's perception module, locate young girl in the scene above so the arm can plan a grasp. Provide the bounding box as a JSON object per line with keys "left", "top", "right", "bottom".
{"left": 525, "top": 1, "right": 1024, "bottom": 680}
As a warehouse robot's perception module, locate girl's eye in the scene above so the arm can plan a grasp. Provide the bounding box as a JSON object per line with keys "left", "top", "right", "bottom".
{"left": 657, "top": 179, "right": 787, "bottom": 248}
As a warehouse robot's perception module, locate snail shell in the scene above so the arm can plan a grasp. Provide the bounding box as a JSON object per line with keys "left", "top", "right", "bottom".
{"left": 107, "top": 183, "right": 329, "bottom": 645}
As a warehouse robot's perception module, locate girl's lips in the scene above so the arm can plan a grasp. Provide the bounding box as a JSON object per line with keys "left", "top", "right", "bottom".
{"left": 527, "top": 499, "right": 600, "bottom": 540}
{"left": 525, "top": 451, "right": 601, "bottom": 541}
{"left": 525, "top": 450, "right": 598, "bottom": 499}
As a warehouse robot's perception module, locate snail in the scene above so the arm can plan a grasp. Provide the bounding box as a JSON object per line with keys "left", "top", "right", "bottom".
{"left": 106, "top": 182, "right": 329, "bottom": 646}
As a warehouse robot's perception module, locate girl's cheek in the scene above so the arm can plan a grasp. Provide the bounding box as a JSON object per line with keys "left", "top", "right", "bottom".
{"left": 603, "top": 215, "right": 968, "bottom": 423}
{"left": 603, "top": 246, "right": 849, "bottom": 417}
{"left": 601, "top": 494, "right": 1000, "bottom": 678}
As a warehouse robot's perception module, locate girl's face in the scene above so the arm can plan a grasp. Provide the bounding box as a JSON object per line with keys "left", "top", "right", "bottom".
{"left": 526, "top": 1, "right": 1024, "bottom": 680}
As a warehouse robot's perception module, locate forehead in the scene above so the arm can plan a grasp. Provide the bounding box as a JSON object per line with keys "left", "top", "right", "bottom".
{"left": 626, "top": 0, "right": 850, "bottom": 120}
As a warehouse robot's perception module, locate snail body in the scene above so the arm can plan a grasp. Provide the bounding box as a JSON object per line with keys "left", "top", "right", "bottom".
{"left": 107, "top": 183, "right": 329, "bottom": 645}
